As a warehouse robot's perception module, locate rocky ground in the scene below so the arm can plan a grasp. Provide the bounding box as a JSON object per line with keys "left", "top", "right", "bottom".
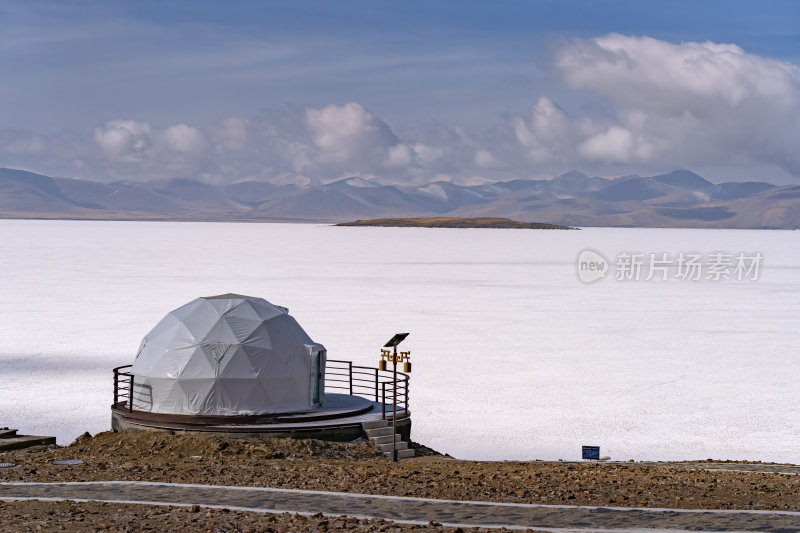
{"left": 2, "top": 431, "right": 800, "bottom": 531}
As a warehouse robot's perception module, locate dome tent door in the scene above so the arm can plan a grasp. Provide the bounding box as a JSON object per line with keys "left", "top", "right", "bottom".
{"left": 311, "top": 348, "right": 326, "bottom": 406}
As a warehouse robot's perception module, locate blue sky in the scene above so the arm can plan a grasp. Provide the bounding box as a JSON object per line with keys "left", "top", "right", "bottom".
{"left": 1, "top": 1, "right": 799, "bottom": 184}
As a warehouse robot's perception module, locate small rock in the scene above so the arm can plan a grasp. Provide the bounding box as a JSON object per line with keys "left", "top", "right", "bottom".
{"left": 68, "top": 432, "right": 92, "bottom": 446}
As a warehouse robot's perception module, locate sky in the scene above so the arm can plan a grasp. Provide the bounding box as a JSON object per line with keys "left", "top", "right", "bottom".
{"left": 1, "top": 1, "right": 799, "bottom": 185}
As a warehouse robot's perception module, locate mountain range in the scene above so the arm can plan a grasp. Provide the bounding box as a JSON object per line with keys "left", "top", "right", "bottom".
{"left": 1, "top": 167, "right": 799, "bottom": 229}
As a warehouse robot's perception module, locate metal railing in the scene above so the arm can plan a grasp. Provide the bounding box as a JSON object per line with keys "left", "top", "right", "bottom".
{"left": 325, "top": 359, "right": 409, "bottom": 419}
{"left": 112, "top": 359, "right": 409, "bottom": 419}
{"left": 113, "top": 365, "right": 134, "bottom": 412}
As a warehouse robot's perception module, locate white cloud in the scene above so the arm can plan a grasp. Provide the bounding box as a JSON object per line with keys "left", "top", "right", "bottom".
{"left": 158, "top": 124, "right": 207, "bottom": 157}
{"left": 412, "top": 143, "right": 444, "bottom": 166}
{"left": 578, "top": 126, "right": 655, "bottom": 164}
{"left": 385, "top": 143, "right": 414, "bottom": 168}
{"left": 459, "top": 34, "right": 800, "bottom": 176}
{"left": 4, "top": 35, "right": 799, "bottom": 183}
{"left": 90, "top": 120, "right": 209, "bottom": 177}
{"left": 94, "top": 120, "right": 152, "bottom": 161}
{"left": 303, "top": 102, "right": 417, "bottom": 173}
{"left": 556, "top": 34, "right": 799, "bottom": 111}
{"left": 552, "top": 33, "right": 800, "bottom": 173}
{"left": 510, "top": 95, "right": 596, "bottom": 165}
{"left": 305, "top": 103, "right": 384, "bottom": 158}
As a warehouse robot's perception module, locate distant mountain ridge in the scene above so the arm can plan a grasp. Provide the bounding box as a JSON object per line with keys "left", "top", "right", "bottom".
{"left": 0, "top": 167, "right": 798, "bottom": 229}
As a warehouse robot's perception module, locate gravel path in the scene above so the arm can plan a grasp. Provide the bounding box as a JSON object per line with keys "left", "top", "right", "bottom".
{"left": 3, "top": 481, "right": 800, "bottom": 532}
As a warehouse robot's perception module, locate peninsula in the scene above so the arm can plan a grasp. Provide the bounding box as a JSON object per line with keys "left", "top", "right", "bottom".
{"left": 335, "top": 217, "right": 576, "bottom": 229}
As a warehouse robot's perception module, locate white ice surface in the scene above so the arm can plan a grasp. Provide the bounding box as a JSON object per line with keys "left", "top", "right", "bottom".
{"left": 0, "top": 220, "right": 798, "bottom": 462}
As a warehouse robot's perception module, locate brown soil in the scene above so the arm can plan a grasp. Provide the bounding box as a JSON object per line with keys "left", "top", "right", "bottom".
{"left": 2, "top": 431, "right": 800, "bottom": 531}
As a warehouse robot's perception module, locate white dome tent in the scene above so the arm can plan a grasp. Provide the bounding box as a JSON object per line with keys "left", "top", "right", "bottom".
{"left": 130, "top": 294, "right": 326, "bottom": 416}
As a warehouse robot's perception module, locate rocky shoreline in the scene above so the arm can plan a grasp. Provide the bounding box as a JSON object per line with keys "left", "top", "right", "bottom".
{"left": 1, "top": 431, "right": 799, "bottom": 531}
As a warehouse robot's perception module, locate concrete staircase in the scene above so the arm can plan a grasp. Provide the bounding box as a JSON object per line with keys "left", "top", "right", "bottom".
{"left": 0, "top": 428, "right": 56, "bottom": 452}
{"left": 362, "top": 420, "right": 415, "bottom": 460}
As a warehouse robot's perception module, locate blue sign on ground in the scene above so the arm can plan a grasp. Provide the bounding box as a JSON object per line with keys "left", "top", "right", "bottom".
{"left": 582, "top": 446, "right": 600, "bottom": 460}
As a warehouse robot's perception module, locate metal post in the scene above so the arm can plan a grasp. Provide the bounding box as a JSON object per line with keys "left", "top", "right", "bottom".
{"left": 382, "top": 382, "right": 386, "bottom": 419}
{"left": 404, "top": 377, "right": 408, "bottom": 414}
{"left": 390, "top": 344, "right": 398, "bottom": 462}
{"left": 379, "top": 333, "right": 409, "bottom": 462}
{"left": 113, "top": 370, "right": 119, "bottom": 407}
{"left": 128, "top": 375, "right": 134, "bottom": 413}
{"left": 348, "top": 361, "right": 353, "bottom": 395}
{"left": 374, "top": 368, "right": 379, "bottom": 403}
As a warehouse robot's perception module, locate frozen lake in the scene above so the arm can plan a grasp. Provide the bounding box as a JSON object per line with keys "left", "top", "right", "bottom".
{"left": 1, "top": 220, "right": 798, "bottom": 462}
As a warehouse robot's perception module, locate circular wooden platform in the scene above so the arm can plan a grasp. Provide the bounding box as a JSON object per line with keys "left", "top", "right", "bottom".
{"left": 111, "top": 393, "right": 410, "bottom": 442}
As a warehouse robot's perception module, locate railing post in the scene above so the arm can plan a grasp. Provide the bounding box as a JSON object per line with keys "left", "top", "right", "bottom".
{"left": 405, "top": 377, "right": 409, "bottom": 414}
{"left": 382, "top": 382, "right": 386, "bottom": 419}
{"left": 348, "top": 361, "right": 353, "bottom": 395}
{"left": 113, "top": 370, "right": 119, "bottom": 407}
{"left": 374, "top": 368, "right": 379, "bottom": 403}
{"left": 128, "top": 375, "right": 134, "bottom": 413}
